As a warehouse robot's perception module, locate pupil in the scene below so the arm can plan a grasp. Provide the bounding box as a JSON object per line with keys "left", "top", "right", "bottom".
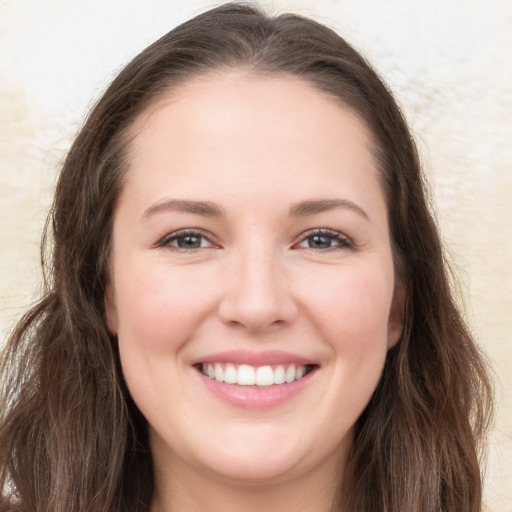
{"left": 178, "top": 235, "right": 201, "bottom": 248}
{"left": 309, "top": 235, "right": 330, "bottom": 248}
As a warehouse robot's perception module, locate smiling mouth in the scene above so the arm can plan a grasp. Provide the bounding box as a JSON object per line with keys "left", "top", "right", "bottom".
{"left": 196, "top": 363, "right": 317, "bottom": 387}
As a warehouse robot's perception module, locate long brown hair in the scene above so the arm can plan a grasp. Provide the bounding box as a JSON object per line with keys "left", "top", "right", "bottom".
{"left": 0, "top": 3, "right": 493, "bottom": 511}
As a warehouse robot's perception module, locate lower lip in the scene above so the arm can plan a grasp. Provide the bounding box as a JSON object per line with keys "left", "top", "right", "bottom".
{"left": 196, "top": 369, "right": 316, "bottom": 409}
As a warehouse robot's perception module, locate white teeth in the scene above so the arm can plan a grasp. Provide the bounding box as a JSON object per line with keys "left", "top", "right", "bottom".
{"left": 237, "top": 364, "right": 256, "bottom": 385}
{"left": 256, "top": 365, "right": 274, "bottom": 386}
{"left": 214, "top": 363, "right": 224, "bottom": 382}
{"left": 201, "top": 362, "right": 311, "bottom": 386}
{"left": 273, "top": 365, "right": 286, "bottom": 384}
{"left": 224, "top": 364, "right": 237, "bottom": 384}
{"left": 285, "top": 364, "right": 296, "bottom": 383}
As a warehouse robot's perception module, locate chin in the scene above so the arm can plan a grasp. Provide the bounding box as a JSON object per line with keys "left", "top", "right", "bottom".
{"left": 198, "top": 455, "right": 308, "bottom": 486}
{"left": 155, "top": 422, "right": 349, "bottom": 487}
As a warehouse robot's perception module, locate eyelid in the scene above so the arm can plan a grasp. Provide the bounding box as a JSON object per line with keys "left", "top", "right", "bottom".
{"left": 155, "top": 228, "right": 220, "bottom": 250}
{"left": 155, "top": 227, "right": 354, "bottom": 251}
{"left": 292, "top": 228, "right": 354, "bottom": 250}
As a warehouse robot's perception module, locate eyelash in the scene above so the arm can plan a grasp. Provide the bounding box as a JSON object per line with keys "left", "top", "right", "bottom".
{"left": 156, "top": 228, "right": 354, "bottom": 252}
{"left": 156, "top": 229, "right": 217, "bottom": 251}
{"left": 294, "top": 228, "right": 354, "bottom": 251}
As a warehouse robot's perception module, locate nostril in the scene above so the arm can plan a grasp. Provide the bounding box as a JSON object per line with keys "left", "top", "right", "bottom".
{"left": 218, "top": 267, "right": 298, "bottom": 332}
{"left": 218, "top": 303, "right": 298, "bottom": 333}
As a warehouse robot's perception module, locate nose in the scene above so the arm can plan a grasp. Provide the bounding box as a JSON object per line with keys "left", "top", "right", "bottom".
{"left": 218, "top": 247, "right": 298, "bottom": 334}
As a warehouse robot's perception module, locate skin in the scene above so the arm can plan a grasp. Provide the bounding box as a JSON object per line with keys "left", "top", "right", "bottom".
{"left": 106, "top": 71, "right": 403, "bottom": 512}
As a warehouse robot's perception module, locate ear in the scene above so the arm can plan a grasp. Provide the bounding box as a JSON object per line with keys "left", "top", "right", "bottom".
{"left": 104, "top": 283, "right": 119, "bottom": 334}
{"left": 387, "top": 281, "right": 406, "bottom": 349}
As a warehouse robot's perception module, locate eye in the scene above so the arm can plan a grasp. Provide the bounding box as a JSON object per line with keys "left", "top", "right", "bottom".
{"left": 157, "top": 229, "right": 217, "bottom": 250}
{"left": 295, "top": 229, "right": 353, "bottom": 251}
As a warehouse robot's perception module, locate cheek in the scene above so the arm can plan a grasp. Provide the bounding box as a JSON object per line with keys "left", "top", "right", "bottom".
{"left": 113, "top": 261, "right": 217, "bottom": 356}
{"left": 113, "top": 263, "right": 219, "bottom": 417}
{"left": 301, "top": 264, "right": 394, "bottom": 348}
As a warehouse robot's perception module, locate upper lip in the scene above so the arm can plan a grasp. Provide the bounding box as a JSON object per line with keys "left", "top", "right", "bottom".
{"left": 193, "top": 350, "right": 318, "bottom": 367}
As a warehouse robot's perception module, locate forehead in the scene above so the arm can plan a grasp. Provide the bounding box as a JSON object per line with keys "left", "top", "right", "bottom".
{"left": 121, "top": 71, "right": 384, "bottom": 217}
{"left": 129, "top": 70, "right": 376, "bottom": 159}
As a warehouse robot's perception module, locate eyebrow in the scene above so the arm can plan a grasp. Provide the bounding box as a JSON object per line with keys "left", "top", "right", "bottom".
{"left": 143, "top": 199, "right": 225, "bottom": 220}
{"left": 142, "top": 197, "right": 369, "bottom": 221}
{"left": 289, "top": 199, "right": 369, "bottom": 220}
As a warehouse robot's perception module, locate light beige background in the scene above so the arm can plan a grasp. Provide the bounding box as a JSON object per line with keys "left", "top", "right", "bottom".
{"left": 1, "top": 0, "right": 511, "bottom": 509}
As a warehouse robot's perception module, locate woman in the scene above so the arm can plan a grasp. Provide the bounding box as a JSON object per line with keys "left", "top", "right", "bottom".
{"left": 0, "top": 3, "right": 493, "bottom": 511}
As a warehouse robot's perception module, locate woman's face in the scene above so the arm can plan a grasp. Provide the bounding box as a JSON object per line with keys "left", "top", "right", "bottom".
{"left": 106, "top": 72, "right": 402, "bottom": 485}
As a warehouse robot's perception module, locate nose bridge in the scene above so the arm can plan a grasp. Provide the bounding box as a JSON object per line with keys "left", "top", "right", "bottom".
{"left": 219, "top": 239, "right": 296, "bottom": 332}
